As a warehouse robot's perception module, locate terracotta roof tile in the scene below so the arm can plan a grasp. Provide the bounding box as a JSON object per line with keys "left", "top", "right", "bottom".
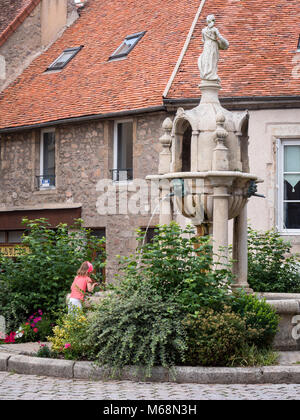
{"left": 0, "top": 0, "right": 200, "bottom": 129}
{"left": 0, "top": 0, "right": 299, "bottom": 130}
{"left": 168, "top": 0, "right": 300, "bottom": 99}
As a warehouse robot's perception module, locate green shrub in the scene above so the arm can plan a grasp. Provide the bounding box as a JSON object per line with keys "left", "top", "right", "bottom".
{"left": 86, "top": 293, "right": 188, "bottom": 377}
{"left": 47, "top": 308, "right": 91, "bottom": 360}
{"left": 34, "top": 343, "right": 54, "bottom": 359}
{"left": 116, "top": 222, "right": 233, "bottom": 313}
{"left": 183, "top": 307, "right": 254, "bottom": 367}
{"left": 0, "top": 218, "right": 106, "bottom": 332}
{"left": 247, "top": 227, "right": 300, "bottom": 293}
{"left": 230, "top": 292, "right": 279, "bottom": 348}
{"left": 15, "top": 310, "right": 54, "bottom": 343}
{"left": 227, "top": 344, "right": 278, "bottom": 367}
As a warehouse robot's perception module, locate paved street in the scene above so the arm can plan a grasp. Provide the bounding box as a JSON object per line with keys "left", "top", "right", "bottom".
{"left": 1, "top": 372, "right": 300, "bottom": 400}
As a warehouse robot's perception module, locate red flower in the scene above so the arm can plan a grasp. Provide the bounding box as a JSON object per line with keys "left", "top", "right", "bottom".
{"left": 33, "top": 328, "right": 38, "bottom": 333}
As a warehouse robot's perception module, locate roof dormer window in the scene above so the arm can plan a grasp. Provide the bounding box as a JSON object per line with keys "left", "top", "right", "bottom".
{"left": 46, "top": 46, "right": 83, "bottom": 71}
{"left": 109, "top": 31, "right": 146, "bottom": 61}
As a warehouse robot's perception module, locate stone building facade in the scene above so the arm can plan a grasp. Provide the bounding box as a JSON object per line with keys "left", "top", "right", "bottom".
{"left": 0, "top": 0, "right": 299, "bottom": 283}
{"left": 0, "top": 111, "right": 168, "bottom": 280}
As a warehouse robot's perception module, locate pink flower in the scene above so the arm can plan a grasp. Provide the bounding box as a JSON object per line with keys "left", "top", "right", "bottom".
{"left": 33, "top": 328, "right": 38, "bottom": 333}
{"left": 4, "top": 332, "right": 16, "bottom": 343}
{"left": 64, "top": 343, "right": 71, "bottom": 349}
{"left": 33, "top": 317, "right": 42, "bottom": 323}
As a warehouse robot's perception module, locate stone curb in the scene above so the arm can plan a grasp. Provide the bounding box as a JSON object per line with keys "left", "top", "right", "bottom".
{"left": 2, "top": 351, "right": 300, "bottom": 384}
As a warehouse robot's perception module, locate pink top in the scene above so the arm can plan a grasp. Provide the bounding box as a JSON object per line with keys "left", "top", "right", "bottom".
{"left": 70, "top": 276, "right": 91, "bottom": 301}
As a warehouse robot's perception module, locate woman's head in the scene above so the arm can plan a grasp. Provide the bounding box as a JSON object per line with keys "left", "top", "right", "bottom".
{"left": 207, "top": 14, "right": 215, "bottom": 28}
{"left": 77, "top": 261, "right": 93, "bottom": 276}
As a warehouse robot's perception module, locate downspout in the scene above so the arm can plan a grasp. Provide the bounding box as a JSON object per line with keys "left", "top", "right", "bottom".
{"left": 162, "top": 0, "right": 207, "bottom": 98}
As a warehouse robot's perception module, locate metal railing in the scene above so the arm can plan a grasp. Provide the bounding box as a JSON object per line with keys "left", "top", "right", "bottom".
{"left": 110, "top": 169, "right": 133, "bottom": 182}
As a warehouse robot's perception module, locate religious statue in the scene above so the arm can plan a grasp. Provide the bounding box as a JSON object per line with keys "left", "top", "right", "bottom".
{"left": 198, "top": 15, "right": 229, "bottom": 82}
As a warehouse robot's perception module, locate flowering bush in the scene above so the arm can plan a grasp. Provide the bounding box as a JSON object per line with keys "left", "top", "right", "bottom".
{"left": 0, "top": 331, "right": 16, "bottom": 343}
{"left": 0, "top": 218, "right": 106, "bottom": 332}
{"left": 14, "top": 310, "right": 54, "bottom": 343}
{"left": 34, "top": 342, "right": 53, "bottom": 358}
{"left": 47, "top": 308, "right": 91, "bottom": 360}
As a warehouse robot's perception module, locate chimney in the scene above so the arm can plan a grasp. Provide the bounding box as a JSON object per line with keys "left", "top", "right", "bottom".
{"left": 74, "top": 0, "right": 87, "bottom": 8}
{"left": 41, "top": 0, "right": 79, "bottom": 47}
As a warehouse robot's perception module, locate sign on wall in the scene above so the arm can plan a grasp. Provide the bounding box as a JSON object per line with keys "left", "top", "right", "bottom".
{"left": 0, "top": 246, "right": 29, "bottom": 257}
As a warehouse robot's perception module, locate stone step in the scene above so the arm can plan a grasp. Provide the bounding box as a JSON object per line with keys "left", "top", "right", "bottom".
{"left": 278, "top": 351, "right": 300, "bottom": 365}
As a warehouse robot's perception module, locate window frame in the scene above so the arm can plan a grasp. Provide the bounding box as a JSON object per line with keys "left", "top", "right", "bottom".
{"left": 112, "top": 119, "right": 134, "bottom": 183}
{"left": 109, "top": 31, "right": 146, "bottom": 61}
{"left": 46, "top": 46, "right": 83, "bottom": 71}
{"left": 39, "top": 128, "right": 56, "bottom": 190}
{"left": 277, "top": 138, "right": 300, "bottom": 234}
{"left": 0, "top": 230, "right": 25, "bottom": 245}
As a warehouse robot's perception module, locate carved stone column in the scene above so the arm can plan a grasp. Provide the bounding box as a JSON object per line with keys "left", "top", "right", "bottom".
{"left": 159, "top": 118, "right": 172, "bottom": 175}
{"left": 232, "top": 202, "right": 253, "bottom": 292}
{"left": 209, "top": 176, "right": 233, "bottom": 268}
{"left": 159, "top": 178, "right": 173, "bottom": 225}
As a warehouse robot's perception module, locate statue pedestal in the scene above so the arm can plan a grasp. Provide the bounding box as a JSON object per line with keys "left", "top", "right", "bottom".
{"left": 199, "top": 80, "right": 221, "bottom": 105}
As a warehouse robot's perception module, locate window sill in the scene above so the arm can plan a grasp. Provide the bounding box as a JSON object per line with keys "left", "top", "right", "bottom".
{"left": 112, "top": 180, "right": 134, "bottom": 185}
{"left": 278, "top": 230, "right": 300, "bottom": 236}
{"left": 33, "top": 188, "right": 57, "bottom": 195}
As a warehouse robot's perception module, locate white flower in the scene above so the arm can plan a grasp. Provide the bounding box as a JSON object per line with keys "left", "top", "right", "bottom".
{"left": 15, "top": 327, "right": 24, "bottom": 339}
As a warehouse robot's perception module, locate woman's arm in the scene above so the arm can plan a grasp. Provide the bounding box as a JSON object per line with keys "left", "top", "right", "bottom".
{"left": 215, "top": 28, "right": 229, "bottom": 50}
{"left": 87, "top": 280, "right": 99, "bottom": 292}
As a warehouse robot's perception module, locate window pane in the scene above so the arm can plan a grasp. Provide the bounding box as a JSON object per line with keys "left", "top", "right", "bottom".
{"left": 117, "top": 122, "right": 133, "bottom": 179}
{"left": 284, "top": 202, "right": 300, "bottom": 229}
{"left": 52, "top": 51, "right": 74, "bottom": 68}
{"left": 114, "top": 38, "right": 137, "bottom": 56}
{"left": 284, "top": 145, "right": 300, "bottom": 172}
{"left": 43, "top": 132, "right": 55, "bottom": 187}
{"left": 284, "top": 179, "right": 300, "bottom": 199}
{"left": 0, "top": 232, "right": 5, "bottom": 243}
{"left": 8, "top": 231, "right": 23, "bottom": 243}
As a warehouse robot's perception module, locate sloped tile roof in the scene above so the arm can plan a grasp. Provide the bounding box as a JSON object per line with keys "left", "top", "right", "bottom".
{"left": 0, "top": 0, "right": 200, "bottom": 130}
{"left": 168, "top": 0, "right": 300, "bottom": 99}
{"left": 0, "top": 0, "right": 299, "bottom": 131}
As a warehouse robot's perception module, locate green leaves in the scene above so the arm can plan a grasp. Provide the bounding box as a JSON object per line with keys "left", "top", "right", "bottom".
{"left": 117, "top": 222, "right": 233, "bottom": 313}
{"left": 247, "top": 227, "right": 300, "bottom": 293}
{"left": 86, "top": 293, "right": 187, "bottom": 376}
{"left": 0, "top": 218, "right": 106, "bottom": 331}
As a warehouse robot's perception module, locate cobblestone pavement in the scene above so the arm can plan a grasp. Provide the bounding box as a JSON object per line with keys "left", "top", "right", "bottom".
{"left": 1, "top": 372, "right": 300, "bottom": 400}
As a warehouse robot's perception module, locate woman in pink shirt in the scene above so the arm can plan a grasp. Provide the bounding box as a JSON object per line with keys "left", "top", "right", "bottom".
{"left": 68, "top": 261, "right": 98, "bottom": 312}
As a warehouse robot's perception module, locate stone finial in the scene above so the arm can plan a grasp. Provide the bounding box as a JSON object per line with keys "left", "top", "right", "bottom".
{"left": 215, "top": 112, "right": 228, "bottom": 142}
{"left": 198, "top": 15, "right": 229, "bottom": 83}
{"left": 212, "top": 112, "right": 229, "bottom": 171}
{"left": 159, "top": 118, "right": 173, "bottom": 147}
{"left": 159, "top": 118, "right": 173, "bottom": 174}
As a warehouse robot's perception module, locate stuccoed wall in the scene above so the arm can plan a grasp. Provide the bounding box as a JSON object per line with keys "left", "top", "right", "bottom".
{"left": 246, "top": 108, "right": 300, "bottom": 253}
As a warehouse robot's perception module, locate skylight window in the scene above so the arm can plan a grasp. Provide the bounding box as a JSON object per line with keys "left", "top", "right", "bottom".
{"left": 109, "top": 31, "right": 146, "bottom": 61}
{"left": 47, "top": 46, "right": 83, "bottom": 71}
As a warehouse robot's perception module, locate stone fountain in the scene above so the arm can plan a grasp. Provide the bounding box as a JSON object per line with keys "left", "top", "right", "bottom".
{"left": 147, "top": 14, "right": 260, "bottom": 291}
